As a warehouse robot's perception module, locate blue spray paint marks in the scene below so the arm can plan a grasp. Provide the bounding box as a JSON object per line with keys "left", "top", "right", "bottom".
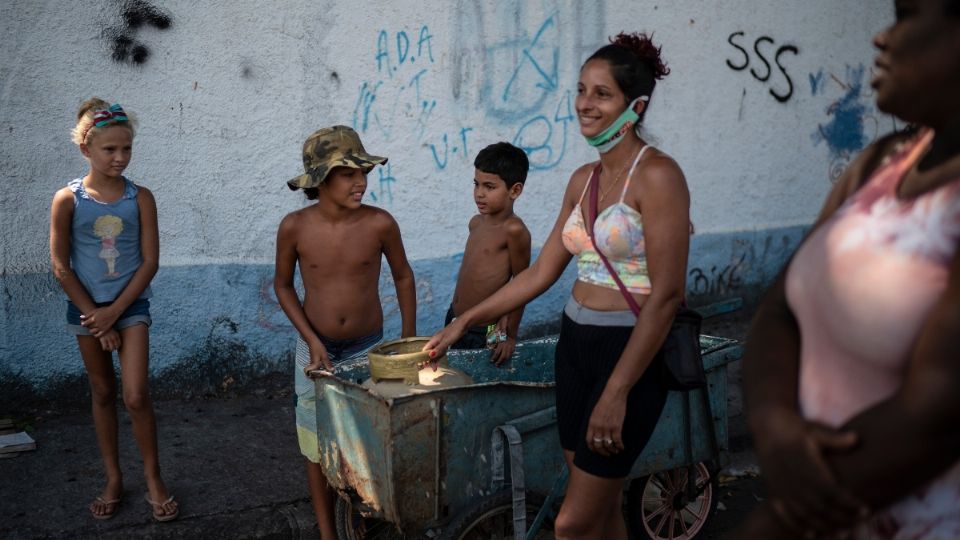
{"left": 812, "top": 64, "right": 868, "bottom": 158}
{"left": 513, "top": 91, "right": 574, "bottom": 171}
{"left": 417, "top": 25, "right": 435, "bottom": 63}
{"left": 374, "top": 162, "right": 397, "bottom": 204}
{"left": 353, "top": 11, "right": 583, "bottom": 188}
{"left": 429, "top": 127, "right": 474, "bottom": 170}
{"left": 502, "top": 13, "right": 560, "bottom": 103}
{"left": 352, "top": 80, "right": 383, "bottom": 134}
{"left": 808, "top": 69, "right": 825, "bottom": 95}
{"left": 429, "top": 133, "right": 450, "bottom": 169}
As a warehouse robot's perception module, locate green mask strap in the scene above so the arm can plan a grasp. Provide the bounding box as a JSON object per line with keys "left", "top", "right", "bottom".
{"left": 585, "top": 96, "right": 648, "bottom": 153}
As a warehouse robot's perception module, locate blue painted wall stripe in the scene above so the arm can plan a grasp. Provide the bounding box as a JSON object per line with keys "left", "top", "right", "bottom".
{"left": 1, "top": 225, "right": 805, "bottom": 395}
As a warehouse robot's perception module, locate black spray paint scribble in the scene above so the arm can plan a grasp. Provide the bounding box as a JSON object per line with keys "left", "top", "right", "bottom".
{"left": 688, "top": 254, "right": 747, "bottom": 298}
{"left": 725, "top": 31, "right": 798, "bottom": 103}
{"left": 104, "top": 0, "right": 171, "bottom": 64}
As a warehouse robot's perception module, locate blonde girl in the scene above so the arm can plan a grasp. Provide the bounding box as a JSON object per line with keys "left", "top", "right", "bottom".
{"left": 49, "top": 97, "right": 177, "bottom": 521}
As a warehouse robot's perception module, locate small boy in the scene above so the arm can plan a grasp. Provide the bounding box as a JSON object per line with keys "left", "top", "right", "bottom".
{"left": 274, "top": 125, "right": 416, "bottom": 539}
{"left": 446, "top": 142, "right": 531, "bottom": 365}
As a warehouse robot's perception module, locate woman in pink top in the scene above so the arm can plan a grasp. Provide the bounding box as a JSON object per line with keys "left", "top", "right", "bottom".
{"left": 738, "top": 0, "right": 960, "bottom": 538}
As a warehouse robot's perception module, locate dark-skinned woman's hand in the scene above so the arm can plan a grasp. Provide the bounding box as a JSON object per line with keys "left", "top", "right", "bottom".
{"left": 753, "top": 409, "right": 869, "bottom": 535}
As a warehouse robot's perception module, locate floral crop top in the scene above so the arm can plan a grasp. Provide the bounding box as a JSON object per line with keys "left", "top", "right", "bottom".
{"left": 561, "top": 146, "right": 651, "bottom": 294}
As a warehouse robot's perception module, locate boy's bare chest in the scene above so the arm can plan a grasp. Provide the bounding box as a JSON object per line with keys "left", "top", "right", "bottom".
{"left": 463, "top": 228, "right": 508, "bottom": 259}
{"left": 296, "top": 228, "right": 383, "bottom": 270}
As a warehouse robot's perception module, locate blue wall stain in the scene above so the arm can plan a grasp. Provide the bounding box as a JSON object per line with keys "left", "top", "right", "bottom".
{"left": 812, "top": 64, "right": 868, "bottom": 158}
{"left": 1, "top": 226, "right": 807, "bottom": 398}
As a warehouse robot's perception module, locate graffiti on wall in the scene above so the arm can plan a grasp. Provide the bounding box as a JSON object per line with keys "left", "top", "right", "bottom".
{"left": 688, "top": 254, "right": 746, "bottom": 298}
{"left": 257, "top": 277, "right": 291, "bottom": 332}
{"left": 351, "top": 3, "right": 601, "bottom": 203}
{"left": 104, "top": 0, "right": 171, "bottom": 64}
{"left": 351, "top": 24, "right": 453, "bottom": 203}
{"left": 453, "top": 3, "right": 598, "bottom": 172}
{"left": 725, "top": 31, "right": 799, "bottom": 103}
{"left": 810, "top": 64, "right": 906, "bottom": 181}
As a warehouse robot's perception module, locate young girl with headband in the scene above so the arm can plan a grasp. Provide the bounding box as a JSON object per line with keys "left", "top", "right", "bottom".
{"left": 49, "top": 97, "right": 178, "bottom": 522}
{"left": 428, "top": 32, "right": 690, "bottom": 538}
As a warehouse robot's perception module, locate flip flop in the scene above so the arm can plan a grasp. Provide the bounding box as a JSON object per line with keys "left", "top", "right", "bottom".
{"left": 90, "top": 496, "right": 121, "bottom": 520}
{"left": 144, "top": 494, "right": 179, "bottom": 522}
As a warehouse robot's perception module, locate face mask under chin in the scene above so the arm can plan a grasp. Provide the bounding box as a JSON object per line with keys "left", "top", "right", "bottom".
{"left": 585, "top": 95, "right": 648, "bottom": 153}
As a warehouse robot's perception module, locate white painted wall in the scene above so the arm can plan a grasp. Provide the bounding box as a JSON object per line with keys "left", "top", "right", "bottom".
{"left": 2, "top": 0, "right": 893, "bottom": 272}
{"left": 0, "top": 0, "right": 898, "bottom": 392}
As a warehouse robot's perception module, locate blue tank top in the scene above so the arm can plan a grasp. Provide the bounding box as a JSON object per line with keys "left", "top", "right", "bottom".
{"left": 69, "top": 177, "right": 152, "bottom": 303}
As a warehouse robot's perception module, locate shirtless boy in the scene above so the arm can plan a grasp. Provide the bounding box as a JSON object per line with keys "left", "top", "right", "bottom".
{"left": 274, "top": 125, "right": 416, "bottom": 538}
{"left": 446, "top": 142, "right": 531, "bottom": 365}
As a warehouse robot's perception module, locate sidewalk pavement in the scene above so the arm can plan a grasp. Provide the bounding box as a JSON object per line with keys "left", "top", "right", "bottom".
{"left": 0, "top": 309, "right": 759, "bottom": 539}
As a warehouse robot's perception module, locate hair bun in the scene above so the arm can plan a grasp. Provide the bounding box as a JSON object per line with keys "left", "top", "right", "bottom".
{"left": 610, "top": 32, "right": 670, "bottom": 80}
{"left": 77, "top": 97, "right": 110, "bottom": 121}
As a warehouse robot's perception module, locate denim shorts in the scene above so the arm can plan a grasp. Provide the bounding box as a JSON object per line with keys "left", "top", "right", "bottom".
{"left": 66, "top": 298, "right": 152, "bottom": 336}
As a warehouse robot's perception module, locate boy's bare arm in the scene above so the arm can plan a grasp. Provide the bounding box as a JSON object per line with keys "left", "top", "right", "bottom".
{"left": 426, "top": 164, "right": 588, "bottom": 357}
{"left": 273, "top": 213, "right": 331, "bottom": 371}
{"left": 491, "top": 220, "right": 531, "bottom": 365}
{"left": 381, "top": 212, "right": 417, "bottom": 337}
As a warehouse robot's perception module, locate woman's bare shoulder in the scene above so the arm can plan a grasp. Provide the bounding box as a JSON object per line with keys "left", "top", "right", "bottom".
{"left": 565, "top": 161, "right": 598, "bottom": 198}
{"left": 817, "top": 128, "right": 918, "bottom": 223}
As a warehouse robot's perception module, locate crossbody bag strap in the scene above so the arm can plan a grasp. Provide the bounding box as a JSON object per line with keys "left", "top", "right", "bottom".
{"left": 591, "top": 163, "right": 716, "bottom": 474}
{"left": 588, "top": 164, "right": 642, "bottom": 316}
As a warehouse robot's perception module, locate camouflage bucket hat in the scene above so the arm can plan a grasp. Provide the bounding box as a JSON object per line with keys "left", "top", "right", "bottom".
{"left": 287, "top": 125, "right": 388, "bottom": 190}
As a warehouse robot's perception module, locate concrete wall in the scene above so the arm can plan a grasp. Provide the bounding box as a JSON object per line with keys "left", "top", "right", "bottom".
{"left": 0, "top": 0, "right": 898, "bottom": 399}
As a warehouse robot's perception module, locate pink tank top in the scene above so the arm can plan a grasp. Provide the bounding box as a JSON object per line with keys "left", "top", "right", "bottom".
{"left": 786, "top": 129, "right": 960, "bottom": 538}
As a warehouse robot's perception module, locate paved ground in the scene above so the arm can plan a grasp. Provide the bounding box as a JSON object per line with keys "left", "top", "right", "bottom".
{"left": 0, "top": 309, "right": 763, "bottom": 539}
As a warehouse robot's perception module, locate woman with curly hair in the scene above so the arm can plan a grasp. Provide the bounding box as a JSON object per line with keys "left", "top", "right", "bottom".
{"left": 428, "top": 32, "right": 690, "bottom": 538}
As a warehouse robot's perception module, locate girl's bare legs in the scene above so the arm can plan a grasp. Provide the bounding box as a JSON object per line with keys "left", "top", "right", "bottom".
{"left": 78, "top": 335, "right": 123, "bottom": 517}
{"left": 117, "top": 324, "right": 177, "bottom": 518}
{"left": 555, "top": 450, "right": 628, "bottom": 540}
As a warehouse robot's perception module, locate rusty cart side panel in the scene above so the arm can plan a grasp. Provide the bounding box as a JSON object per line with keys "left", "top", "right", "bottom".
{"left": 312, "top": 334, "right": 741, "bottom": 535}
{"left": 314, "top": 378, "right": 399, "bottom": 521}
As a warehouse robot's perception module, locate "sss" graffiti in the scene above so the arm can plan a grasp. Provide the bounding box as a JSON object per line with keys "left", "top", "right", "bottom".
{"left": 725, "top": 31, "right": 799, "bottom": 103}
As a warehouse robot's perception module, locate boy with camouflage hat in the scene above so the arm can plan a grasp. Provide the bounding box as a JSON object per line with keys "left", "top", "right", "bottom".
{"left": 274, "top": 125, "right": 416, "bottom": 538}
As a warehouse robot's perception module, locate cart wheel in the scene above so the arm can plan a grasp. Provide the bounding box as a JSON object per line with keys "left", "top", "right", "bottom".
{"left": 335, "top": 495, "right": 405, "bottom": 540}
{"left": 441, "top": 489, "right": 553, "bottom": 540}
{"left": 626, "top": 461, "right": 718, "bottom": 540}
